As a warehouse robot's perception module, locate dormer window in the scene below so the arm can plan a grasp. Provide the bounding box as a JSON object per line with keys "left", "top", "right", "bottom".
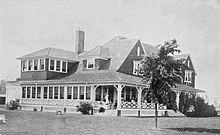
{"left": 185, "top": 70, "right": 192, "bottom": 83}
{"left": 137, "top": 46, "right": 140, "bottom": 56}
{"left": 49, "top": 59, "right": 68, "bottom": 73}
{"left": 22, "top": 59, "right": 45, "bottom": 72}
{"left": 133, "top": 61, "right": 143, "bottom": 75}
{"left": 87, "top": 58, "right": 95, "bottom": 69}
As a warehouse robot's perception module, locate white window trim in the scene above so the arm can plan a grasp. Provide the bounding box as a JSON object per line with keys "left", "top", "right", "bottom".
{"left": 22, "top": 58, "right": 45, "bottom": 72}
{"left": 133, "top": 61, "right": 142, "bottom": 75}
{"left": 137, "top": 46, "right": 140, "bottom": 56}
{"left": 87, "top": 58, "right": 95, "bottom": 69}
{"left": 184, "top": 70, "right": 193, "bottom": 83}
{"left": 49, "top": 59, "right": 68, "bottom": 73}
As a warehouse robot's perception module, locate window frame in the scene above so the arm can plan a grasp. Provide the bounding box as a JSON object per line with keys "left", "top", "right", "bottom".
{"left": 87, "top": 58, "right": 95, "bottom": 69}
{"left": 49, "top": 59, "right": 68, "bottom": 73}
{"left": 184, "top": 70, "right": 193, "bottom": 83}
{"left": 133, "top": 61, "right": 143, "bottom": 75}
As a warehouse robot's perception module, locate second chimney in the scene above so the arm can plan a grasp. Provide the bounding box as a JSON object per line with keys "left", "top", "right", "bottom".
{"left": 75, "top": 29, "right": 85, "bottom": 54}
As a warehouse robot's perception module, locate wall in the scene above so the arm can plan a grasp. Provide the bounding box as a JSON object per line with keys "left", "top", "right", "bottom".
{"left": 118, "top": 40, "right": 144, "bottom": 75}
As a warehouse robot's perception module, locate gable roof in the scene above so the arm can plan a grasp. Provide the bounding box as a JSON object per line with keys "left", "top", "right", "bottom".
{"left": 17, "top": 47, "right": 79, "bottom": 62}
{"left": 173, "top": 54, "right": 189, "bottom": 63}
{"left": 141, "top": 42, "right": 158, "bottom": 55}
{"left": 81, "top": 45, "right": 110, "bottom": 59}
{"left": 102, "top": 36, "right": 139, "bottom": 70}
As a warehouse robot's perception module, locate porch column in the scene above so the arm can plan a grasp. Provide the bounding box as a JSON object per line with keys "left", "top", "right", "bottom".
{"left": 91, "top": 85, "right": 98, "bottom": 101}
{"left": 175, "top": 91, "right": 180, "bottom": 110}
{"left": 137, "top": 87, "right": 143, "bottom": 109}
{"left": 114, "top": 84, "right": 125, "bottom": 109}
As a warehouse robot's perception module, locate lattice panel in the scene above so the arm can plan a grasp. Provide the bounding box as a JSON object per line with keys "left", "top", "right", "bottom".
{"left": 21, "top": 98, "right": 41, "bottom": 105}
{"left": 66, "top": 100, "right": 80, "bottom": 107}
{"left": 42, "top": 99, "right": 65, "bottom": 106}
{"left": 121, "top": 102, "right": 138, "bottom": 108}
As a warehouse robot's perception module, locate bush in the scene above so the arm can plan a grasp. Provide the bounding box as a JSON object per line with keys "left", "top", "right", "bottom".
{"left": 186, "top": 96, "right": 217, "bottom": 117}
{"left": 6, "top": 99, "right": 20, "bottom": 110}
{"left": 77, "top": 102, "right": 93, "bottom": 115}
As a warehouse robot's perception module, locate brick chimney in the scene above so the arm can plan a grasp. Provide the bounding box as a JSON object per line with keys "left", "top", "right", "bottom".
{"left": 75, "top": 29, "right": 85, "bottom": 54}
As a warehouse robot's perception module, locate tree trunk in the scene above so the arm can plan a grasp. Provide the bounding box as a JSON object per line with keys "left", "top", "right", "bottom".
{"left": 155, "top": 102, "right": 158, "bottom": 128}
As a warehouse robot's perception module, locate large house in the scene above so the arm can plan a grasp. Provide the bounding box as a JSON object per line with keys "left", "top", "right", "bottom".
{"left": 10, "top": 30, "right": 204, "bottom": 116}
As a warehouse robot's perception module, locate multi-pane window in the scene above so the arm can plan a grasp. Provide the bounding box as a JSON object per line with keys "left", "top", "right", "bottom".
{"left": 37, "top": 87, "right": 41, "bottom": 98}
{"left": 56, "top": 60, "right": 61, "bottom": 71}
{"left": 62, "top": 61, "right": 67, "bottom": 72}
{"left": 39, "top": 59, "right": 45, "bottom": 70}
{"left": 133, "top": 61, "right": 142, "bottom": 75}
{"left": 22, "top": 59, "right": 45, "bottom": 72}
{"left": 22, "top": 61, "right": 28, "bottom": 71}
{"left": 54, "top": 87, "right": 59, "bottom": 99}
{"left": 87, "top": 58, "right": 95, "bottom": 69}
{"left": 67, "top": 86, "right": 72, "bottom": 99}
{"left": 49, "top": 59, "right": 67, "bottom": 73}
{"left": 44, "top": 87, "right": 48, "bottom": 99}
{"left": 32, "top": 87, "right": 36, "bottom": 98}
{"left": 49, "top": 87, "right": 53, "bottom": 99}
{"left": 22, "top": 87, "right": 26, "bottom": 98}
{"left": 79, "top": 86, "right": 84, "bottom": 100}
{"left": 27, "top": 87, "right": 31, "bottom": 98}
{"left": 185, "top": 71, "right": 192, "bottom": 83}
{"left": 28, "top": 60, "right": 33, "bottom": 70}
{"left": 73, "top": 86, "right": 78, "bottom": 99}
{"left": 50, "top": 59, "right": 55, "bottom": 70}
{"left": 34, "top": 59, "right": 38, "bottom": 70}
{"left": 60, "top": 86, "right": 64, "bottom": 99}
{"left": 86, "top": 86, "right": 91, "bottom": 100}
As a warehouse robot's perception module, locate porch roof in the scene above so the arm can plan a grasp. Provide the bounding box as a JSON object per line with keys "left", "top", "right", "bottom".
{"left": 20, "top": 70, "right": 147, "bottom": 87}
{"left": 172, "top": 83, "right": 205, "bottom": 93}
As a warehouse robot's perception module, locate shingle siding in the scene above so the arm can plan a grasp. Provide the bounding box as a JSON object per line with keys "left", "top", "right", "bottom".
{"left": 118, "top": 41, "right": 144, "bottom": 75}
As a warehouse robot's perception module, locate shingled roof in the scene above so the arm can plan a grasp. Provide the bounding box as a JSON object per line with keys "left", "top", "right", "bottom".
{"left": 17, "top": 47, "right": 79, "bottom": 62}
{"left": 172, "top": 83, "right": 204, "bottom": 93}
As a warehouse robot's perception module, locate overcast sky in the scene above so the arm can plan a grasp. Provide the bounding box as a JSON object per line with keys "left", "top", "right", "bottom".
{"left": 0, "top": 0, "right": 219, "bottom": 104}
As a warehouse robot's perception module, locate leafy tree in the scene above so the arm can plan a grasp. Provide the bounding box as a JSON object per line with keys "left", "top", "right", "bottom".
{"left": 141, "top": 39, "right": 183, "bottom": 128}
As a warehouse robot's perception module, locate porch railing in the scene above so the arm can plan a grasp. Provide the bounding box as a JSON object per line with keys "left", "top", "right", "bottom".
{"left": 121, "top": 102, "right": 167, "bottom": 110}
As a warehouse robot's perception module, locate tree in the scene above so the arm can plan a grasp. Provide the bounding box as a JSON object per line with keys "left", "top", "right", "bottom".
{"left": 141, "top": 39, "right": 183, "bottom": 128}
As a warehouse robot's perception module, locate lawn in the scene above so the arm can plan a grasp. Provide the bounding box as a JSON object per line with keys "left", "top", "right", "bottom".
{"left": 0, "top": 109, "right": 220, "bottom": 135}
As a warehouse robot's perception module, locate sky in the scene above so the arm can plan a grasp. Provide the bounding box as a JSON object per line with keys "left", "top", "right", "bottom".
{"left": 0, "top": 0, "right": 220, "bottom": 104}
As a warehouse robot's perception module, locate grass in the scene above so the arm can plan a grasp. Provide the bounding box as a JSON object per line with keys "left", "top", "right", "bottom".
{"left": 0, "top": 109, "right": 220, "bottom": 135}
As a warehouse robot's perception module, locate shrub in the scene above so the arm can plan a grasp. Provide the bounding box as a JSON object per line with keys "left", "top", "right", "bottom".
{"left": 186, "top": 96, "right": 217, "bottom": 117}
{"left": 77, "top": 102, "right": 93, "bottom": 115}
{"left": 6, "top": 99, "right": 20, "bottom": 110}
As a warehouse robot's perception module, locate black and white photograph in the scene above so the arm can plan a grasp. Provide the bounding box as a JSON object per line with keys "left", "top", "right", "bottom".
{"left": 0, "top": 0, "right": 220, "bottom": 134}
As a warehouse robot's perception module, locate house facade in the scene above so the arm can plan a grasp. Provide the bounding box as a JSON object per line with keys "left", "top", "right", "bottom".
{"left": 14, "top": 30, "right": 204, "bottom": 115}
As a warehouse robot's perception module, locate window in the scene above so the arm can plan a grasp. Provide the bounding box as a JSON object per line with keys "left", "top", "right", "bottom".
{"left": 62, "top": 61, "right": 67, "bottom": 72}
{"left": 86, "top": 86, "right": 91, "bottom": 100}
{"left": 137, "top": 46, "right": 140, "bottom": 56}
{"left": 22, "top": 61, "right": 28, "bottom": 71}
{"left": 28, "top": 60, "right": 33, "bottom": 71}
{"left": 54, "top": 87, "right": 59, "bottom": 99}
{"left": 73, "top": 86, "right": 78, "bottom": 99}
{"left": 37, "top": 87, "right": 41, "bottom": 98}
{"left": 50, "top": 59, "right": 55, "bottom": 70}
{"left": 34, "top": 59, "right": 38, "bottom": 70}
{"left": 79, "top": 86, "right": 84, "bottom": 100}
{"left": 49, "top": 87, "right": 53, "bottom": 99}
{"left": 60, "top": 86, "right": 64, "bottom": 99}
{"left": 187, "top": 60, "right": 190, "bottom": 67}
{"left": 39, "top": 59, "right": 45, "bottom": 70}
{"left": 32, "top": 87, "right": 36, "bottom": 98}
{"left": 56, "top": 60, "right": 61, "bottom": 71}
{"left": 133, "top": 61, "right": 142, "bottom": 75}
{"left": 22, "top": 87, "right": 26, "bottom": 98}
{"left": 44, "top": 87, "right": 48, "bottom": 99}
{"left": 185, "top": 71, "right": 192, "bottom": 83}
{"left": 27, "top": 87, "right": 31, "bottom": 98}
{"left": 67, "top": 86, "right": 72, "bottom": 99}
{"left": 87, "top": 58, "right": 95, "bottom": 69}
